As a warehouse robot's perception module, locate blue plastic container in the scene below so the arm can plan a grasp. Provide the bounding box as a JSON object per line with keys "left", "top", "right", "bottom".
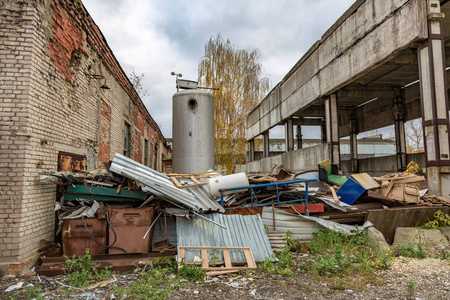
{"left": 336, "top": 177, "right": 366, "bottom": 205}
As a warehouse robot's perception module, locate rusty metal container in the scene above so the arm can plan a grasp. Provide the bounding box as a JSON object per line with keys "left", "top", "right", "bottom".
{"left": 62, "top": 218, "right": 107, "bottom": 256}
{"left": 108, "top": 206, "right": 156, "bottom": 254}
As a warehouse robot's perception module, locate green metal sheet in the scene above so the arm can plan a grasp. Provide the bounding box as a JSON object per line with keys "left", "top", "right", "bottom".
{"left": 63, "top": 193, "right": 142, "bottom": 202}
{"left": 65, "top": 185, "right": 147, "bottom": 200}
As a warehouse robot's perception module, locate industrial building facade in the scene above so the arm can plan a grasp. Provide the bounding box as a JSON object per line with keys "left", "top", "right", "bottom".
{"left": 0, "top": 0, "right": 169, "bottom": 274}
{"left": 247, "top": 0, "right": 449, "bottom": 196}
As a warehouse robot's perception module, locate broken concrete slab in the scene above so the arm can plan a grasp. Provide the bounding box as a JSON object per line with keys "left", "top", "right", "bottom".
{"left": 393, "top": 227, "right": 450, "bottom": 249}
{"left": 440, "top": 227, "right": 450, "bottom": 241}
{"left": 365, "top": 227, "right": 390, "bottom": 252}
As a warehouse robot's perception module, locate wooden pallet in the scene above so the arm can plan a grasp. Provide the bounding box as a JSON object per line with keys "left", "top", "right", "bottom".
{"left": 177, "top": 246, "right": 257, "bottom": 273}
{"left": 169, "top": 176, "right": 208, "bottom": 189}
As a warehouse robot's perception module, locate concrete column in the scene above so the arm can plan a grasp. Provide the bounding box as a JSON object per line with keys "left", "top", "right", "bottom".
{"left": 418, "top": 0, "right": 450, "bottom": 195}
{"left": 248, "top": 139, "right": 255, "bottom": 162}
{"left": 263, "top": 131, "right": 270, "bottom": 158}
{"left": 393, "top": 96, "right": 407, "bottom": 171}
{"left": 321, "top": 122, "right": 326, "bottom": 143}
{"left": 296, "top": 125, "right": 303, "bottom": 149}
{"left": 285, "top": 119, "right": 294, "bottom": 152}
{"left": 324, "top": 94, "right": 340, "bottom": 165}
{"left": 349, "top": 108, "right": 358, "bottom": 173}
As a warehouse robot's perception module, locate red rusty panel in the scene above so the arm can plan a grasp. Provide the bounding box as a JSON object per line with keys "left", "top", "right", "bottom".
{"left": 279, "top": 204, "right": 325, "bottom": 214}
{"left": 108, "top": 206, "right": 156, "bottom": 254}
{"left": 62, "top": 218, "right": 107, "bottom": 257}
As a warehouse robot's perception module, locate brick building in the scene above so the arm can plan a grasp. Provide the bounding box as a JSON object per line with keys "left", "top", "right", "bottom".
{"left": 0, "top": 0, "right": 170, "bottom": 275}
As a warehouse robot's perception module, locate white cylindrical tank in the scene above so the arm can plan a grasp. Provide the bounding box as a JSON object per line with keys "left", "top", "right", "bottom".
{"left": 207, "top": 173, "right": 249, "bottom": 198}
{"left": 172, "top": 89, "right": 215, "bottom": 173}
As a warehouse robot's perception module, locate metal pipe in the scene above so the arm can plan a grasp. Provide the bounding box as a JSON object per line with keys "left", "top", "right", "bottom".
{"left": 143, "top": 209, "right": 165, "bottom": 239}
{"left": 225, "top": 198, "right": 306, "bottom": 210}
{"left": 219, "top": 179, "right": 317, "bottom": 209}
{"left": 191, "top": 211, "right": 227, "bottom": 229}
{"left": 305, "top": 181, "right": 309, "bottom": 216}
{"left": 219, "top": 179, "right": 317, "bottom": 192}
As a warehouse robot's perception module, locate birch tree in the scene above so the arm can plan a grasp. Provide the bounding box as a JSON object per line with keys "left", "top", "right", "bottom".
{"left": 405, "top": 119, "right": 423, "bottom": 152}
{"left": 198, "top": 34, "right": 269, "bottom": 173}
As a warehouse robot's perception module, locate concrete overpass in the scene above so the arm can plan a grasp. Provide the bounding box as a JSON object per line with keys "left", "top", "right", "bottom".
{"left": 246, "top": 0, "right": 450, "bottom": 196}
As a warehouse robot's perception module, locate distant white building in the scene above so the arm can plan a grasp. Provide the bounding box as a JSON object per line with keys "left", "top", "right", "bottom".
{"left": 253, "top": 134, "right": 396, "bottom": 161}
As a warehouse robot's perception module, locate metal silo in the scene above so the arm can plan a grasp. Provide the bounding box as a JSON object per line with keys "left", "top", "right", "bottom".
{"left": 172, "top": 89, "right": 215, "bottom": 173}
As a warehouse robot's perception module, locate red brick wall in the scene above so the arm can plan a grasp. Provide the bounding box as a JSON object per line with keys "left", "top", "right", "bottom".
{"left": 98, "top": 101, "right": 111, "bottom": 167}
{"left": 55, "top": 0, "right": 165, "bottom": 144}
{"left": 134, "top": 107, "right": 145, "bottom": 133}
{"left": 47, "top": 0, "right": 85, "bottom": 81}
{"left": 134, "top": 129, "right": 142, "bottom": 163}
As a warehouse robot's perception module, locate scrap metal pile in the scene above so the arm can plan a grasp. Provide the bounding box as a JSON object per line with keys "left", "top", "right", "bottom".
{"left": 36, "top": 154, "right": 450, "bottom": 276}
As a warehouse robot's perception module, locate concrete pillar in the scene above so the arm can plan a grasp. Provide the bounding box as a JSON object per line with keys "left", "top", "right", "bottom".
{"left": 248, "top": 139, "right": 255, "bottom": 162}
{"left": 418, "top": 0, "right": 450, "bottom": 195}
{"left": 263, "top": 131, "right": 270, "bottom": 158}
{"left": 285, "top": 119, "right": 294, "bottom": 152}
{"left": 296, "top": 125, "right": 303, "bottom": 149}
{"left": 349, "top": 108, "right": 358, "bottom": 173}
{"left": 321, "top": 122, "right": 326, "bottom": 143}
{"left": 324, "top": 94, "right": 340, "bottom": 165}
{"left": 393, "top": 96, "right": 407, "bottom": 171}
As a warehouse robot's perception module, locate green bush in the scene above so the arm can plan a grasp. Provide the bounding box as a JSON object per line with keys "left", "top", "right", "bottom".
{"left": 115, "top": 266, "right": 175, "bottom": 300}
{"left": 394, "top": 243, "right": 427, "bottom": 259}
{"left": 421, "top": 210, "right": 450, "bottom": 229}
{"left": 302, "top": 230, "right": 391, "bottom": 277}
{"left": 24, "top": 285, "right": 43, "bottom": 300}
{"left": 64, "top": 249, "right": 111, "bottom": 287}
{"left": 177, "top": 260, "right": 205, "bottom": 281}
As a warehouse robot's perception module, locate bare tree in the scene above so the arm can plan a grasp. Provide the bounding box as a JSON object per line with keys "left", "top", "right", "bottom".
{"left": 129, "top": 70, "right": 149, "bottom": 100}
{"left": 405, "top": 118, "right": 423, "bottom": 152}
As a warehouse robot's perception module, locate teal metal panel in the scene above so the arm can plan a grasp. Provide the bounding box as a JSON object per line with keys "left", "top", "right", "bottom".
{"left": 66, "top": 185, "right": 147, "bottom": 200}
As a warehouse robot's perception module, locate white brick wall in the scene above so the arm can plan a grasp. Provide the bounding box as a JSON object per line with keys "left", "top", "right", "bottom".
{"left": 0, "top": 0, "right": 169, "bottom": 274}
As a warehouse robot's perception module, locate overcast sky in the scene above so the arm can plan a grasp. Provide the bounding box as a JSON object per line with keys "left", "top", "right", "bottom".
{"left": 83, "top": 0, "right": 355, "bottom": 138}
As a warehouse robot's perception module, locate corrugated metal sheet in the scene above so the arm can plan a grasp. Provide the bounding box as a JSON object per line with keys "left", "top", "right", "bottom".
{"left": 152, "top": 215, "right": 177, "bottom": 245}
{"left": 262, "top": 207, "right": 323, "bottom": 241}
{"left": 109, "top": 154, "right": 224, "bottom": 213}
{"left": 177, "top": 214, "right": 275, "bottom": 262}
{"left": 262, "top": 207, "right": 372, "bottom": 240}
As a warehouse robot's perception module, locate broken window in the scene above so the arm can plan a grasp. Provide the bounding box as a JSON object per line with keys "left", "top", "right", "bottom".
{"left": 144, "top": 138, "right": 149, "bottom": 166}
{"left": 124, "top": 122, "right": 131, "bottom": 157}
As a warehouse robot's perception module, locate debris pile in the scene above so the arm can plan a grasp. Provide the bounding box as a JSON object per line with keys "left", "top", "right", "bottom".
{"left": 33, "top": 154, "right": 450, "bottom": 278}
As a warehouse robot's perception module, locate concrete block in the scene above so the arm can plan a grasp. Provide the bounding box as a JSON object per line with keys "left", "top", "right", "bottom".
{"left": 440, "top": 227, "right": 450, "bottom": 241}
{"left": 393, "top": 227, "right": 450, "bottom": 249}
{"left": 366, "top": 226, "right": 390, "bottom": 252}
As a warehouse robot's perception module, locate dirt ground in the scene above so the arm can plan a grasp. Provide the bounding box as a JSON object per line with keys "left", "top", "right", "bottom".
{"left": 1, "top": 256, "right": 449, "bottom": 299}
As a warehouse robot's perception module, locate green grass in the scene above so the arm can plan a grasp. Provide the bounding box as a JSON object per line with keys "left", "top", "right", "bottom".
{"left": 177, "top": 260, "right": 205, "bottom": 281}
{"left": 114, "top": 267, "right": 176, "bottom": 300}
{"left": 63, "top": 249, "right": 111, "bottom": 287}
{"left": 301, "top": 229, "right": 391, "bottom": 277}
{"left": 394, "top": 243, "right": 427, "bottom": 259}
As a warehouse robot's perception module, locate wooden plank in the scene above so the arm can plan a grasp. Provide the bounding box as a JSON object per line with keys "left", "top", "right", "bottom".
{"left": 365, "top": 206, "right": 449, "bottom": 244}
{"left": 170, "top": 177, "right": 183, "bottom": 188}
{"left": 201, "top": 248, "right": 209, "bottom": 269}
{"left": 244, "top": 248, "right": 257, "bottom": 269}
{"left": 330, "top": 186, "right": 340, "bottom": 203}
{"left": 383, "top": 181, "right": 395, "bottom": 197}
{"left": 204, "top": 266, "right": 257, "bottom": 271}
{"left": 177, "top": 246, "right": 257, "bottom": 271}
{"left": 178, "top": 182, "right": 208, "bottom": 189}
{"left": 177, "top": 247, "right": 185, "bottom": 265}
{"left": 190, "top": 176, "right": 201, "bottom": 184}
{"left": 223, "top": 249, "right": 232, "bottom": 268}
{"left": 180, "top": 246, "right": 252, "bottom": 250}
{"left": 206, "top": 270, "right": 239, "bottom": 276}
